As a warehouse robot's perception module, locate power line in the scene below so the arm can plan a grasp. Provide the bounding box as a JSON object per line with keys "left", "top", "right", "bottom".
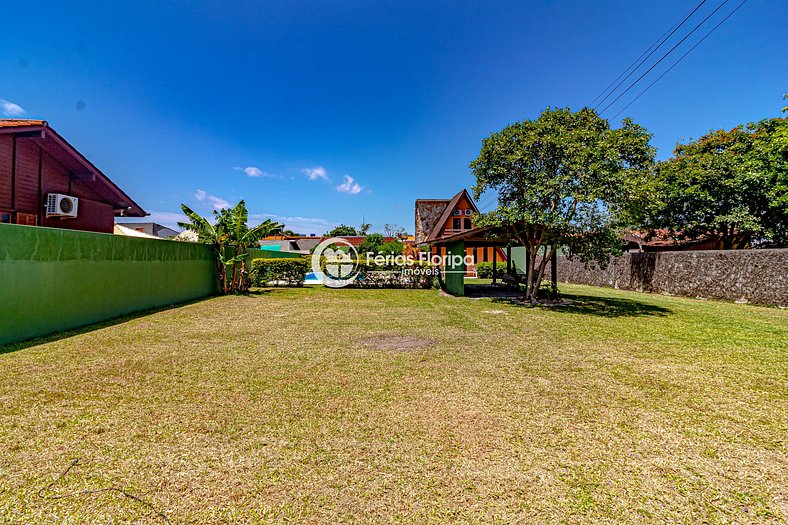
{"left": 599, "top": 0, "right": 732, "bottom": 116}
{"left": 590, "top": 0, "right": 708, "bottom": 109}
{"left": 611, "top": 0, "right": 749, "bottom": 120}
{"left": 475, "top": 193, "right": 497, "bottom": 211}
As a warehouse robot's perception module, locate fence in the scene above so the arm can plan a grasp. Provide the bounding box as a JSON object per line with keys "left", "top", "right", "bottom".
{"left": 0, "top": 224, "right": 219, "bottom": 345}
{"left": 555, "top": 249, "right": 788, "bottom": 307}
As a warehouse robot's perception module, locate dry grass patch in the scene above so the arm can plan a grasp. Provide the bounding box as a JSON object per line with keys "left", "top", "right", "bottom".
{"left": 0, "top": 284, "right": 786, "bottom": 523}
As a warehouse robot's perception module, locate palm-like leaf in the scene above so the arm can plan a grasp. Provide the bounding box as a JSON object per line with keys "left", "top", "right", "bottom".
{"left": 242, "top": 219, "right": 284, "bottom": 246}
{"left": 178, "top": 204, "right": 216, "bottom": 243}
{"left": 232, "top": 200, "right": 248, "bottom": 245}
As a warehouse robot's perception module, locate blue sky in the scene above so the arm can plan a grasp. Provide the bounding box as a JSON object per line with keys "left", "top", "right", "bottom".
{"left": 1, "top": 1, "right": 785, "bottom": 234}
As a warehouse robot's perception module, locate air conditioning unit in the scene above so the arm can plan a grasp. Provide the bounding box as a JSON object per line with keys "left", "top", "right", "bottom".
{"left": 46, "top": 194, "right": 79, "bottom": 219}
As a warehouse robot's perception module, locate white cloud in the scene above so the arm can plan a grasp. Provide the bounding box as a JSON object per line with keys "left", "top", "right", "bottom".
{"left": 0, "top": 99, "right": 25, "bottom": 116}
{"left": 250, "top": 213, "right": 336, "bottom": 236}
{"left": 130, "top": 208, "right": 335, "bottom": 236}
{"left": 336, "top": 175, "right": 363, "bottom": 195}
{"left": 234, "top": 166, "right": 275, "bottom": 178}
{"left": 194, "top": 188, "right": 230, "bottom": 210}
{"left": 302, "top": 166, "right": 329, "bottom": 181}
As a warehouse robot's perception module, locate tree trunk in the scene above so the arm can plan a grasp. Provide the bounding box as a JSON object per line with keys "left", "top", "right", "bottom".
{"left": 230, "top": 245, "right": 240, "bottom": 293}
{"left": 532, "top": 244, "right": 558, "bottom": 301}
{"left": 215, "top": 242, "right": 228, "bottom": 295}
{"left": 525, "top": 247, "right": 537, "bottom": 300}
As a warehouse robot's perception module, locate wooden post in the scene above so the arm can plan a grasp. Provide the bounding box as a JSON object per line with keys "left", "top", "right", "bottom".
{"left": 492, "top": 246, "right": 497, "bottom": 284}
{"left": 551, "top": 245, "right": 558, "bottom": 287}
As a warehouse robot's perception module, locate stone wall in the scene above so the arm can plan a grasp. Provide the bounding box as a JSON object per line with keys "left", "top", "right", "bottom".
{"left": 555, "top": 249, "right": 788, "bottom": 307}
{"left": 414, "top": 200, "right": 449, "bottom": 244}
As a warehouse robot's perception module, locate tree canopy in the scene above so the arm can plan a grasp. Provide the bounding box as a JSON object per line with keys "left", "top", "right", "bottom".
{"left": 645, "top": 116, "right": 788, "bottom": 248}
{"left": 470, "top": 107, "right": 654, "bottom": 301}
{"left": 326, "top": 224, "right": 358, "bottom": 237}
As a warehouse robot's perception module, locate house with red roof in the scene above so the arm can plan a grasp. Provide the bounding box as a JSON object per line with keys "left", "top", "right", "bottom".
{"left": 415, "top": 189, "right": 507, "bottom": 275}
{"left": 0, "top": 119, "right": 146, "bottom": 233}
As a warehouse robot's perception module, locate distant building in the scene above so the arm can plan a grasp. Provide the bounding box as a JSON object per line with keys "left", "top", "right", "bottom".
{"left": 115, "top": 221, "right": 179, "bottom": 239}
{"left": 0, "top": 119, "right": 146, "bottom": 233}
{"left": 113, "top": 224, "right": 162, "bottom": 239}
{"left": 260, "top": 235, "right": 399, "bottom": 255}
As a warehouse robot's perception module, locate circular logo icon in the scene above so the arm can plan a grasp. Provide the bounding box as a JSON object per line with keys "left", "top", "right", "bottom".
{"left": 311, "top": 237, "right": 360, "bottom": 288}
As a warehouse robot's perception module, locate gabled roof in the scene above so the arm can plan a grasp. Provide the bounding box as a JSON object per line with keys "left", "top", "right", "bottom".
{"left": 0, "top": 119, "right": 147, "bottom": 217}
{"left": 424, "top": 189, "right": 479, "bottom": 243}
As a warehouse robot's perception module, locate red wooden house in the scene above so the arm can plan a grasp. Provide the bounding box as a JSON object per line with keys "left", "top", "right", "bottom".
{"left": 0, "top": 119, "right": 146, "bottom": 233}
{"left": 415, "top": 189, "right": 506, "bottom": 274}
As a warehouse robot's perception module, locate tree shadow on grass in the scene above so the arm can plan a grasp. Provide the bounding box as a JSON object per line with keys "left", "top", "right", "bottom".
{"left": 0, "top": 290, "right": 270, "bottom": 355}
{"left": 491, "top": 291, "right": 671, "bottom": 318}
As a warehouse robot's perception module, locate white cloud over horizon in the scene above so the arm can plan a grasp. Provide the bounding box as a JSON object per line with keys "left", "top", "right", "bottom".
{"left": 1, "top": 99, "right": 25, "bottom": 116}
{"left": 336, "top": 175, "right": 363, "bottom": 195}
{"left": 128, "top": 209, "right": 335, "bottom": 236}
{"left": 302, "top": 166, "right": 329, "bottom": 181}
{"left": 195, "top": 189, "right": 230, "bottom": 210}
{"left": 250, "top": 213, "right": 336, "bottom": 235}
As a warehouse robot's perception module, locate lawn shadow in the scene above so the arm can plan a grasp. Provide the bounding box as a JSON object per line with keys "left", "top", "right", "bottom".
{"left": 1, "top": 289, "right": 282, "bottom": 355}
{"left": 0, "top": 296, "right": 227, "bottom": 355}
{"left": 491, "top": 291, "right": 671, "bottom": 318}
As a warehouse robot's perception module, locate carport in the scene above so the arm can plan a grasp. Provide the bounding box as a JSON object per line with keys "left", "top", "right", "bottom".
{"left": 426, "top": 226, "right": 557, "bottom": 297}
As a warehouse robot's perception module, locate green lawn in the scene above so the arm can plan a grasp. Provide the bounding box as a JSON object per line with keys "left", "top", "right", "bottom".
{"left": 1, "top": 284, "right": 786, "bottom": 523}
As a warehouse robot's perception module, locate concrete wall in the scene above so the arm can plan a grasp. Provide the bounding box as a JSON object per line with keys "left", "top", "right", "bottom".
{"left": 556, "top": 249, "right": 788, "bottom": 307}
{"left": 0, "top": 223, "right": 219, "bottom": 345}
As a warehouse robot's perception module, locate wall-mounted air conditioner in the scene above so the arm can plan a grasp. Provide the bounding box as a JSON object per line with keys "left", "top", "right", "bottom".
{"left": 46, "top": 194, "right": 79, "bottom": 219}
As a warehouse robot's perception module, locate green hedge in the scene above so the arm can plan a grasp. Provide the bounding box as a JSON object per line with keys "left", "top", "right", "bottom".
{"left": 312, "top": 257, "right": 436, "bottom": 288}
{"left": 251, "top": 258, "right": 309, "bottom": 287}
{"left": 475, "top": 261, "right": 504, "bottom": 278}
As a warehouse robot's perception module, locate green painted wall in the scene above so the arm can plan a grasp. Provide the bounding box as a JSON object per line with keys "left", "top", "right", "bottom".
{"left": 0, "top": 224, "right": 219, "bottom": 346}
{"left": 444, "top": 240, "right": 466, "bottom": 296}
{"left": 509, "top": 245, "right": 564, "bottom": 275}
{"left": 510, "top": 246, "right": 528, "bottom": 274}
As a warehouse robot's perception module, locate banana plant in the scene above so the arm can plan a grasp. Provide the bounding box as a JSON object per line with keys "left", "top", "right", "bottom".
{"left": 178, "top": 200, "right": 283, "bottom": 294}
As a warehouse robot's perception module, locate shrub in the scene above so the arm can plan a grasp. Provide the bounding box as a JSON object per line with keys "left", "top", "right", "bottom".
{"left": 251, "top": 258, "right": 309, "bottom": 287}
{"left": 475, "top": 261, "right": 504, "bottom": 278}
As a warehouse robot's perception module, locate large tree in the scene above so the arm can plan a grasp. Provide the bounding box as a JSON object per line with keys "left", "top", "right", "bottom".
{"left": 645, "top": 116, "right": 788, "bottom": 248}
{"left": 326, "top": 224, "right": 358, "bottom": 237}
{"left": 470, "top": 107, "right": 654, "bottom": 301}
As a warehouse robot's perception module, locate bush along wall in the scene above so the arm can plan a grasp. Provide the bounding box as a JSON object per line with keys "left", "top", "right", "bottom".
{"left": 251, "top": 257, "right": 309, "bottom": 287}
{"left": 351, "top": 259, "right": 436, "bottom": 289}
{"left": 312, "top": 256, "right": 436, "bottom": 289}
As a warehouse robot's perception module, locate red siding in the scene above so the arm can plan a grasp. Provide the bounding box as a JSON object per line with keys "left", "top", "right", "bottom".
{"left": 0, "top": 135, "right": 116, "bottom": 233}
{"left": 13, "top": 139, "right": 40, "bottom": 215}
{"left": 0, "top": 135, "right": 12, "bottom": 209}
{"left": 40, "top": 152, "right": 70, "bottom": 196}
{"left": 40, "top": 198, "right": 115, "bottom": 233}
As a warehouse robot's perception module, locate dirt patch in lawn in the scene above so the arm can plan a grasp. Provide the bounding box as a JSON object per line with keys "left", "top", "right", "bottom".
{"left": 359, "top": 335, "right": 434, "bottom": 351}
